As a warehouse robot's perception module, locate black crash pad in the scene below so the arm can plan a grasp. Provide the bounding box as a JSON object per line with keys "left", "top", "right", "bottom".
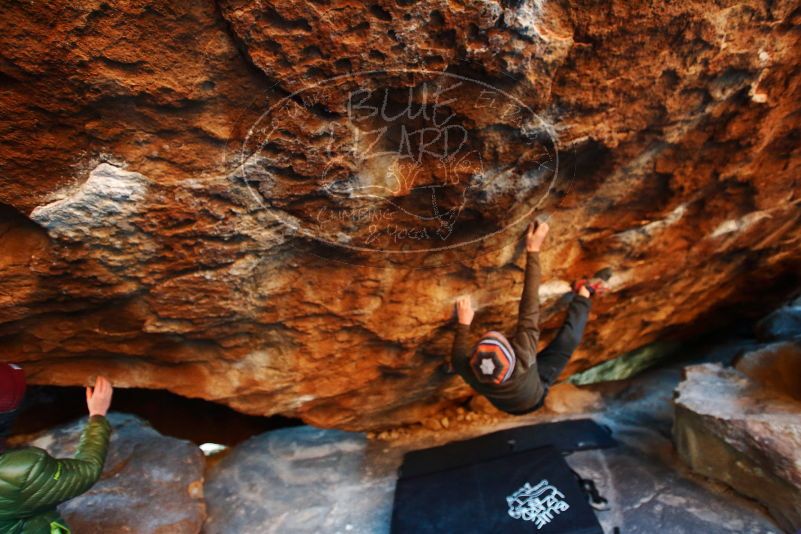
{"left": 399, "top": 418, "right": 615, "bottom": 479}
{"left": 391, "top": 444, "right": 604, "bottom": 534}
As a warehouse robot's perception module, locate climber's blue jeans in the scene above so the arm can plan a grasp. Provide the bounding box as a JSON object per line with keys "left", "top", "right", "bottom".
{"left": 537, "top": 294, "right": 592, "bottom": 386}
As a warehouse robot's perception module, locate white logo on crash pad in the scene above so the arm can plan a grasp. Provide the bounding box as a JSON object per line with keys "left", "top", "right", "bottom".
{"left": 480, "top": 358, "right": 496, "bottom": 375}
{"left": 507, "top": 479, "right": 570, "bottom": 529}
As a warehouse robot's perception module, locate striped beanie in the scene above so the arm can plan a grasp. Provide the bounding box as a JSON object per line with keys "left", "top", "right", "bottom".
{"left": 470, "top": 331, "right": 516, "bottom": 385}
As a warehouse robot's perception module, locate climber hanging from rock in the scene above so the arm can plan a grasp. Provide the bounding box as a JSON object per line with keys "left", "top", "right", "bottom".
{"left": 449, "top": 220, "right": 606, "bottom": 415}
{"left": 0, "top": 363, "right": 114, "bottom": 534}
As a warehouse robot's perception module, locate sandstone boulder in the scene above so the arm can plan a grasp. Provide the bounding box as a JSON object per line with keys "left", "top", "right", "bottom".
{"left": 204, "top": 426, "right": 394, "bottom": 533}
{"left": 755, "top": 297, "right": 801, "bottom": 342}
{"left": 1, "top": 1, "right": 800, "bottom": 429}
{"left": 29, "top": 413, "right": 206, "bottom": 534}
{"left": 674, "top": 363, "right": 801, "bottom": 532}
{"left": 734, "top": 340, "right": 801, "bottom": 402}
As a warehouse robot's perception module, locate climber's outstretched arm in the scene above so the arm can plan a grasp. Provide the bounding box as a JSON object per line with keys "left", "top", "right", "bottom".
{"left": 2, "top": 376, "right": 113, "bottom": 517}
{"left": 450, "top": 296, "right": 474, "bottom": 373}
{"left": 513, "top": 222, "right": 548, "bottom": 360}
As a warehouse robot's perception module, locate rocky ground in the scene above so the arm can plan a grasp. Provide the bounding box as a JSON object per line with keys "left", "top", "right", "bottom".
{"left": 368, "top": 336, "right": 784, "bottom": 534}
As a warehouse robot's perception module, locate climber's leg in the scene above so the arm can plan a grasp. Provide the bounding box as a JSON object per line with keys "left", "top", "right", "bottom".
{"left": 536, "top": 291, "right": 592, "bottom": 386}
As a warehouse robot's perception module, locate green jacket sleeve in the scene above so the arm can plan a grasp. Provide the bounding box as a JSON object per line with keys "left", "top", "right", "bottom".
{"left": 15, "top": 415, "right": 111, "bottom": 515}
{"left": 513, "top": 251, "right": 542, "bottom": 366}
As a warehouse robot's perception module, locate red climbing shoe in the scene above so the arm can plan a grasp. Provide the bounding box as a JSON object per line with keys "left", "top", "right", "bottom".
{"left": 574, "top": 278, "right": 608, "bottom": 297}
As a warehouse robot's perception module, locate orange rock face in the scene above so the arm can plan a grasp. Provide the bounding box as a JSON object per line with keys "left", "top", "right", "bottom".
{"left": 0, "top": 0, "right": 799, "bottom": 429}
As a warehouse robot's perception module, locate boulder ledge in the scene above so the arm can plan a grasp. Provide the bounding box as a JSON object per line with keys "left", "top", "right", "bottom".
{"left": 673, "top": 361, "right": 801, "bottom": 532}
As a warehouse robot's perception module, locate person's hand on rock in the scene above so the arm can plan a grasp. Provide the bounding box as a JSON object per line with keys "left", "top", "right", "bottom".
{"left": 455, "top": 296, "right": 475, "bottom": 326}
{"left": 526, "top": 220, "right": 550, "bottom": 252}
{"left": 86, "top": 376, "right": 113, "bottom": 417}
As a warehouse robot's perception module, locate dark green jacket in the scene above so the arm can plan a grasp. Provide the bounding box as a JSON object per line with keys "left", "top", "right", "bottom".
{"left": 452, "top": 251, "right": 547, "bottom": 414}
{"left": 0, "top": 416, "right": 111, "bottom": 534}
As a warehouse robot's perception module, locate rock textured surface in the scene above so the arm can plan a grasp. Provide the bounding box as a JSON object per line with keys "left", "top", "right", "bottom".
{"left": 756, "top": 296, "right": 801, "bottom": 342}
{"left": 28, "top": 413, "right": 207, "bottom": 534}
{"left": 0, "top": 1, "right": 800, "bottom": 429}
{"left": 674, "top": 363, "right": 801, "bottom": 532}
{"left": 734, "top": 340, "right": 801, "bottom": 401}
{"left": 204, "top": 426, "right": 393, "bottom": 533}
